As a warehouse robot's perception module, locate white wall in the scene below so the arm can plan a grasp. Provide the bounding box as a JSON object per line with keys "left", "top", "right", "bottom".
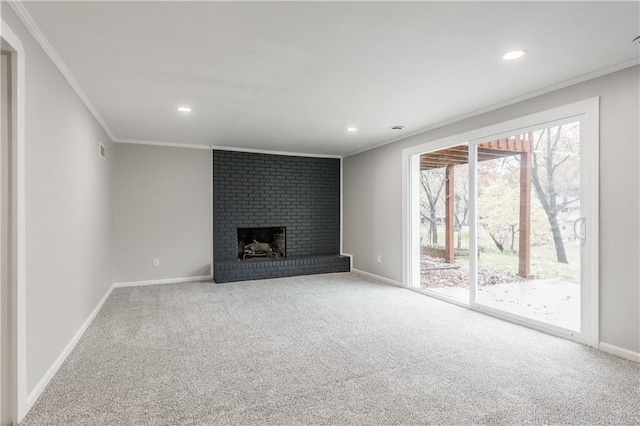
{"left": 343, "top": 66, "right": 640, "bottom": 354}
{"left": 2, "top": 8, "right": 114, "bottom": 394}
{"left": 113, "top": 143, "right": 211, "bottom": 283}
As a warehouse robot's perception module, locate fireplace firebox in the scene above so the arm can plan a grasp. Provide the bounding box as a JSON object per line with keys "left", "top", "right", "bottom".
{"left": 237, "top": 227, "right": 286, "bottom": 261}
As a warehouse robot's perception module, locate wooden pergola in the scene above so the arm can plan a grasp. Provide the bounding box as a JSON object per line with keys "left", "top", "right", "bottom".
{"left": 420, "top": 134, "right": 533, "bottom": 278}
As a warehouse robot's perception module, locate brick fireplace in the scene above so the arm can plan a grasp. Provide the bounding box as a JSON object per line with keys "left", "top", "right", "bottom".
{"left": 212, "top": 150, "right": 350, "bottom": 283}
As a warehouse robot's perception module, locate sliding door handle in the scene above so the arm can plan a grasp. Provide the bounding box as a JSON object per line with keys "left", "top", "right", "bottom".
{"left": 573, "top": 217, "right": 586, "bottom": 244}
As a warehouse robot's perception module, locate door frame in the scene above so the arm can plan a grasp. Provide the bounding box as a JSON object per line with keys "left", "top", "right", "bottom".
{"left": 402, "top": 98, "right": 600, "bottom": 347}
{"left": 0, "top": 19, "right": 27, "bottom": 424}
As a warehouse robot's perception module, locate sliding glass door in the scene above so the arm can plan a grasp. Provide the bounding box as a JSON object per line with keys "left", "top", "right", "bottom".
{"left": 406, "top": 101, "right": 598, "bottom": 344}
{"left": 474, "top": 121, "right": 582, "bottom": 333}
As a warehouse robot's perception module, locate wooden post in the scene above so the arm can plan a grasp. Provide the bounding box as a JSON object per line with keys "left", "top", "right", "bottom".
{"left": 518, "top": 136, "right": 532, "bottom": 278}
{"left": 445, "top": 164, "right": 455, "bottom": 263}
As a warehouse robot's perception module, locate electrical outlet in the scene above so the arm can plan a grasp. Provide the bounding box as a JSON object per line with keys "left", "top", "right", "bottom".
{"left": 376, "top": 254, "right": 382, "bottom": 264}
{"left": 153, "top": 258, "right": 160, "bottom": 267}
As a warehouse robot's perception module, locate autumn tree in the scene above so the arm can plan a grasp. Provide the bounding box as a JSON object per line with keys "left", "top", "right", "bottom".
{"left": 420, "top": 170, "right": 446, "bottom": 245}
{"left": 478, "top": 156, "right": 550, "bottom": 255}
{"left": 479, "top": 184, "right": 518, "bottom": 253}
{"left": 453, "top": 165, "right": 469, "bottom": 249}
{"left": 531, "top": 124, "right": 580, "bottom": 264}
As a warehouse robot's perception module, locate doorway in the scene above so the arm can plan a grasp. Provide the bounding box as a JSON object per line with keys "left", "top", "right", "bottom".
{"left": 1, "top": 19, "right": 26, "bottom": 424}
{"left": 1, "top": 46, "right": 13, "bottom": 426}
{"left": 403, "top": 99, "right": 599, "bottom": 345}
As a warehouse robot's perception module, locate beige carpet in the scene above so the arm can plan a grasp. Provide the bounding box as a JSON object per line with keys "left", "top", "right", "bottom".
{"left": 20, "top": 273, "right": 639, "bottom": 425}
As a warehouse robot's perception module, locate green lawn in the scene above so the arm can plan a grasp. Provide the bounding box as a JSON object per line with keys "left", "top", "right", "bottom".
{"left": 421, "top": 224, "right": 581, "bottom": 282}
{"left": 453, "top": 244, "right": 580, "bottom": 282}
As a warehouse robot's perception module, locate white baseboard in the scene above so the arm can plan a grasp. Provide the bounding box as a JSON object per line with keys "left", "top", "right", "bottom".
{"left": 114, "top": 275, "right": 212, "bottom": 288}
{"left": 352, "top": 268, "right": 404, "bottom": 288}
{"left": 599, "top": 342, "right": 640, "bottom": 362}
{"left": 25, "top": 284, "right": 114, "bottom": 413}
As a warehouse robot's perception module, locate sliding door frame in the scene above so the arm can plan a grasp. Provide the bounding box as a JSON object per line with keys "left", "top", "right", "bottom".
{"left": 402, "top": 98, "right": 600, "bottom": 347}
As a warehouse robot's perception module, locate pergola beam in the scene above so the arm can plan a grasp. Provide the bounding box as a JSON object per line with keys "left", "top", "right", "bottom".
{"left": 444, "top": 164, "right": 455, "bottom": 263}
{"left": 420, "top": 134, "right": 534, "bottom": 277}
{"left": 420, "top": 140, "right": 530, "bottom": 171}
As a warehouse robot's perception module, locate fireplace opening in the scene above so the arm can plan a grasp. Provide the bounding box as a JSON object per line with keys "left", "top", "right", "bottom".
{"left": 237, "top": 227, "right": 286, "bottom": 261}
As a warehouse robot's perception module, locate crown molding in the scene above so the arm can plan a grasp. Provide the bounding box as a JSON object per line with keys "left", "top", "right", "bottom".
{"left": 116, "top": 138, "right": 343, "bottom": 158}
{"left": 209, "top": 144, "right": 342, "bottom": 159}
{"left": 345, "top": 58, "right": 640, "bottom": 158}
{"left": 114, "top": 138, "right": 212, "bottom": 150}
{"left": 7, "top": 0, "right": 117, "bottom": 141}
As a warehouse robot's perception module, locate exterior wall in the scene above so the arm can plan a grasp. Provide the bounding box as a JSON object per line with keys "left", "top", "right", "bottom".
{"left": 343, "top": 66, "right": 640, "bottom": 354}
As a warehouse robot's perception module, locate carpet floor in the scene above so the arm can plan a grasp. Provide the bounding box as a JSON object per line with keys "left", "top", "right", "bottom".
{"left": 20, "top": 273, "right": 639, "bottom": 425}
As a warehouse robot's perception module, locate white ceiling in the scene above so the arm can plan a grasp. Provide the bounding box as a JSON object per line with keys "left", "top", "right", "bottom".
{"left": 21, "top": 1, "right": 640, "bottom": 156}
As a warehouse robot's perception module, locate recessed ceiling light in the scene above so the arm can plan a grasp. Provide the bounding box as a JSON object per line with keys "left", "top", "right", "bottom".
{"left": 177, "top": 106, "right": 192, "bottom": 113}
{"left": 347, "top": 127, "right": 358, "bottom": 132}
{"left": 633, "top": 36, "right": 640, "bottom": 46}
{"left": 502, "top": 49, "right": 527, "bottom": 60}
{"left": 390, "top": 125, "right": 405, "bottom": 131}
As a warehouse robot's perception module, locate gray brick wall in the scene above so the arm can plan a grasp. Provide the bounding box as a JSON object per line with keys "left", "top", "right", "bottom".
{"left": 213, "top": 150, "right": 347, "bottom": 282}
{"left": 213, "top": 255, "right": 350, "bottom": 283}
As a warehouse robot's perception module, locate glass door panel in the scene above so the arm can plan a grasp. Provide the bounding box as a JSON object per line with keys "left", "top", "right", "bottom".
{"left": 475, "top": 123, "right": 581, "bottom": 331}
{"left": 418, "top": 144, "right": 470, "bottom": 303}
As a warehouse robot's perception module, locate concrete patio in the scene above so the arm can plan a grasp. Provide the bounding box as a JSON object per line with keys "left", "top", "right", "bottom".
{"left": 426, "top": 279, "right": 580, "bottom": 331}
